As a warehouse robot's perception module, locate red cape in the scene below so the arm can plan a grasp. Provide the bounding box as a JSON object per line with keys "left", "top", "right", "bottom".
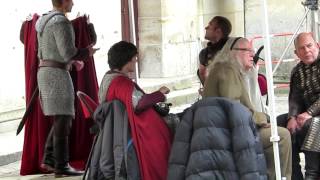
{"left": 20, "top": 15, "right": 98, "bottom": 175}
{"left": 107, "top": 75, "right": 172, "bottom": 180}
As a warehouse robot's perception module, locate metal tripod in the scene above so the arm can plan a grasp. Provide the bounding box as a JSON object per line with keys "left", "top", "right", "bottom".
{"left": 272, "top": 0, "right": 319, "bottom": 74}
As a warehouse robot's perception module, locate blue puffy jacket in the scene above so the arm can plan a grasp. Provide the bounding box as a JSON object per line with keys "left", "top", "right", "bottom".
{"left": 167, "top": 97, "right": 267, "bottom": 180}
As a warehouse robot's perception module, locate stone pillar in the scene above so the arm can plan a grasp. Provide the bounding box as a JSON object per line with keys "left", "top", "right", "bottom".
{"left": 201, "top": 0, "right": 245, "bottom": 37}
{"left": 138, "top": 0, "right": 200, "bottom": 78}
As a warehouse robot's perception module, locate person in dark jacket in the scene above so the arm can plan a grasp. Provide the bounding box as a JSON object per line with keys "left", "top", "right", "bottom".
{"left": 167, "top": 97, "right": 268, "bottom": 180}
{"left": 198, "top": 16, "right": 231, "bottom": 85}
{"left": 278, "top": 32, "right": 320, "bottom": 180}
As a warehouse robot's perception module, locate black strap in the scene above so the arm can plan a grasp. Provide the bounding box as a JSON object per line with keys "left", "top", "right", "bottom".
{"left": 230, "top": 37, "right": 242, "bottom": 50}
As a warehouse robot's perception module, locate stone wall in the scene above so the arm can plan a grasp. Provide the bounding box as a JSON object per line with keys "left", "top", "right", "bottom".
{"left": 201, "top": 0, "right": 245, "bottom": 37}
{"left": 138, "top": 0, "right": 247, "bottom": 78}
{"left": 138, "top": 0, "right": 200, "bottom": 78}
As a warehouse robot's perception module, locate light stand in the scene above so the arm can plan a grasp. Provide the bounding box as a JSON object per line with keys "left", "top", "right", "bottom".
{"left": 273, "top": 0, "right": 319, "bottom": 74}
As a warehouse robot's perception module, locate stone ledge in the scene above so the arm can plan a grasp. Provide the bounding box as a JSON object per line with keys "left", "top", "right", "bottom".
{"left": 0, "top": 108, "right": 24, "bottom": 134}
{"left": 0, "top": 119, "right": 20, "bottom": 134}
{"left": 0, "top": 108, "right": 24, "bottom": 123}
{"left": 167, "top": 86, "right": 199, "bottom": 107}
{"left": 0, "top": 152, "right": 21, "bottom": 167}
{"left": 140, "top": 75, "right": 197, "bottom": 93}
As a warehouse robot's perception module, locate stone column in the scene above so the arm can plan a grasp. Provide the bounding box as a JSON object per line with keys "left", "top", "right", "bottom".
{"left": 201, "top": 0, "right": 245, "bottom": 37}
{"left": 138, "top": 0, "right": 200, "bottom": 78}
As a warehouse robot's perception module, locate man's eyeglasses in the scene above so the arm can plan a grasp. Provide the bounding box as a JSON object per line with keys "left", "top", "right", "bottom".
{"left": 232, "top": 48, "right": 255, "bottom": 54}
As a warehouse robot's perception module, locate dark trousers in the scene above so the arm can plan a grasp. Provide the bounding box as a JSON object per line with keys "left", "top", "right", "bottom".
{"left": 277, "top": 113, "right": 304, "bottom": 180}
{"left": 43, "top": 115, "right": 72, "bottom": 169}
{"left": 277, "top": 113, "right": 320, "bottom": 180}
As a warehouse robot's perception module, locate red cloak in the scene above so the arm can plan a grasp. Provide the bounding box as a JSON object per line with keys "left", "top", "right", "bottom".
{"left": 20, "top": 15, "right": 98, "bottom": 175}
{"left": 107, "top": 75, "right": 172, "bottom": 180}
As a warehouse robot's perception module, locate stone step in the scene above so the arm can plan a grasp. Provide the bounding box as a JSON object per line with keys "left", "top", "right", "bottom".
{"left": 0, "top": 109, "right": 24, "bottom": 134}
{"left": 0, "top": 130, "right": 23, "bottom": 166}
{"left": 166, "top": 83, "right": 199, "bottom": 107}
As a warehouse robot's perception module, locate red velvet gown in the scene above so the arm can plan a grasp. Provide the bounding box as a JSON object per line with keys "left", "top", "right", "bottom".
{"left": 20, "top": 14, "right": 98, "bottom": 175}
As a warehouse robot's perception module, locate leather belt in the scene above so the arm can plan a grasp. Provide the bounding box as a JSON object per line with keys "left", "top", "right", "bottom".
{"left": 39, "top": 60, "right": 70, "bottom": 70}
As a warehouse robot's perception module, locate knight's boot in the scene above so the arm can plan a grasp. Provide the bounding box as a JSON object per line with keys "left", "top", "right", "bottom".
{"left": 53, "top": 115, "right": 83, "bottom": 178}
{"left": 304, "top": 151, "right": 320, "bottom": 180}
{"left": 54, "top": 136, "right": 83, "bottom": 178}
{"left": 40, "top": 127, "right": 55, "bottom": 173}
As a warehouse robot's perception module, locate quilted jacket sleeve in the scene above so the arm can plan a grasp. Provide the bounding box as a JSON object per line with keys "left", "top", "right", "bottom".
{"left": 167, "top": 108, "right": 193, "bottom": 180}
{"left": 228, "top": 102, "right": 267, "bottom": 180}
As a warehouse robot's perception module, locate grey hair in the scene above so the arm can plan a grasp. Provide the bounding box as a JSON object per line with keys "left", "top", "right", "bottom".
{"left": 294, "top": 32, "right": 315, "bottom": 48}
{"left": 209, "top": 37, "right": 264, "bottom": 112}
{"left": 237, "top": 40, "right": 265, "bottom": 112}
{"left": 207, "top": 37, "right": 246, "bottom": 74}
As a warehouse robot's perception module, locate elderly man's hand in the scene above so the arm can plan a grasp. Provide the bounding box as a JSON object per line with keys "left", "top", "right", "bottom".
{"left": 287, "top": 117, "right": 298, "bottom": 134}
{"left": 296, "top": 112, "right": 312, "bottom": 128}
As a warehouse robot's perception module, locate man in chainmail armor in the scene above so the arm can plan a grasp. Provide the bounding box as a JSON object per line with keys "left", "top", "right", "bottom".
{"left": 35, "top": 0, "right": 98, "bottom": 177}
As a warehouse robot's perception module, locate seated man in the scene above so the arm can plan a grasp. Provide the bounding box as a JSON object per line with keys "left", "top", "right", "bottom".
{"left": 278, "top": 32, "right": 320, "bottom": 180}
{"left": 203, "top": 37, "right": 292, "bottom": 180}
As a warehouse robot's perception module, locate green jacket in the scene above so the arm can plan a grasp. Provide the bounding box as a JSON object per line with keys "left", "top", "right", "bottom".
{"left": 203, "top": 61, "right": 268, "bottom": 126}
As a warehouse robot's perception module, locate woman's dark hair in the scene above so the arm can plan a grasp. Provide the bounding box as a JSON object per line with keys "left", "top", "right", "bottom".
{"left": 107, "top": 41, "right": 138, "bottom": 70}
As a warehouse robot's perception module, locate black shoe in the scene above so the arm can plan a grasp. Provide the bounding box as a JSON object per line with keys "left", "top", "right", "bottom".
{"left": 55, "top": 164, "right": 84, "bottom": 178}
{"left": 305, "top": 175, "right": 319, "bottom": 180}
{"left": 53, "top": 134, "right": 83, "bottom": 177}
{"left": 304, "top": 151, "right": 320, "bottom": 180}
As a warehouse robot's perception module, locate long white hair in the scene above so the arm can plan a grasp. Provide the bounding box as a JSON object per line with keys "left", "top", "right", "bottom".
{"left": 208, "top": 37, "right": 266, "bottom": 112}
{"left": 207, "top": 37, "right": 246, "bottom": 74}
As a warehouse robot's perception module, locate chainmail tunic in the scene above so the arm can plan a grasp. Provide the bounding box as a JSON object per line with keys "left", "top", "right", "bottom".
{"left": 98, "top": 71, "right": 143, "bottom": 110}
{"left": 289, "top": 58, "right": 320, "bottom": 117}
{"left": 35, "top": 10, "right": 78, "bottom": 116}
